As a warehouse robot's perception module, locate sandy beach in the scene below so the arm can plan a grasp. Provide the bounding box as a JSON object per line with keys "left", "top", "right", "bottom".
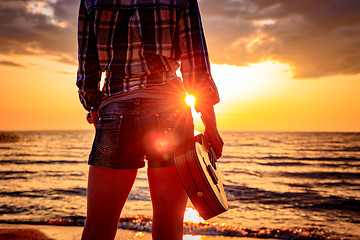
{"left": 0, "top": 224, "right": 258, "bottom": 240}
{"left": 0, "top": 224, "right": 150, "bottom": 240}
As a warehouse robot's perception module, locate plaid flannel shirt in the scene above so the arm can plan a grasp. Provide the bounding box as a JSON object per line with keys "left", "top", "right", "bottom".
{"left": 77, "top": 0, "right": 219, "bottom": 111}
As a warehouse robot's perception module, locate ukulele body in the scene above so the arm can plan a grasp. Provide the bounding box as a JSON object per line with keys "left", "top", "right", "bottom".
{"left": 175, "top": 134, "right": 228, "bottom": 220}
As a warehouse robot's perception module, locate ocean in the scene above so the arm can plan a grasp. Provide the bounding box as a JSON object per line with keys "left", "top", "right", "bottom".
{"left": 0, "top": 131, "right": 359, "bottom": 239}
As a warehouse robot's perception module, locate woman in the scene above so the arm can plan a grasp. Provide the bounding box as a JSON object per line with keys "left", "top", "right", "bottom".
{"left": 76, "top": 0, "right": 223, "bottom": 239}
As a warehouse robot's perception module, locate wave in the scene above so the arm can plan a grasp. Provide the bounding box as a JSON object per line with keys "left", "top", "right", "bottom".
{"left": 259, "top": 156, "right": 360, "bottom": 162}
{"left": 279, "top": 171, "right": 360, "bottom": 180}
{"left": 300, "top": 147, "right": 360, "bottom": 152}
{"left": 2, "top": 152, "right": 86, "bottom": 158}
{"left": 0, "top": 147, "right": 12, "bottom": 150}
{"left": 255, "top": 161, "right": 359, "bottom": 169}
{"left": 221, "top": 155, "right": 241, "bottom": 159}
{"left": 286, "top": 181, "right": 359, "bottom": 189}
{"left": 317, "top": 163, "right": 360, "bottom": 168}
{"left": 224, "top": 185, "right": 360, "bottom": 213}
{"left": 0, "top": 171, "right": 36, "bottom": 180}
{"left": 0, "top": 188, "right": 87, "bottom": 199}
{"left": 0, "top": 171, "right": 85, "bottom": 181}
{"left": 224, "top": 143, "right": 262, "bottom": 147}
{"left": 257, "top": 161, "right": 310, "bottom": 167}
{"left": 0, "top": 216, "right": 348, "bottom": 239}
{"left": 53, "top": 188, "right": 87, "bottom": 197}
{"left": 0, "top": 159, "right": 86, "bottom": 165}
{"left": 219, "top": 155, "right": 360, "bottom": 163}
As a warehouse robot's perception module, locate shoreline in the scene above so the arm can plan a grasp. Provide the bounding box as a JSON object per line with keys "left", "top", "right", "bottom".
{"left": 0, "top": 224, "right": 258, "bottom": 240}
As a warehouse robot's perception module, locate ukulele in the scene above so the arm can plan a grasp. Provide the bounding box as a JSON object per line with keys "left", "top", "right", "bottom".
{"left": 175, "top": 134, "right": 228, "bottom": 220}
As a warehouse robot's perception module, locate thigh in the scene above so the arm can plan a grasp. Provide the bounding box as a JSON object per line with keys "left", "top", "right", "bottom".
{"left": 147, "top": 166, "right": 188, "bottom": 239}
{"left": 86, "top": 166, "right": 138, "bottom": 215}
{"left": 147, "top": 166, "right": 188, "bottom": 212}
{"left": 82, "top": 166, "right": 138, "bottom": 240}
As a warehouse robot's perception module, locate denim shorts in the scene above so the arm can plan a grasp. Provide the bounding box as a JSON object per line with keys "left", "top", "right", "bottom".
{"left": 88, "top": 98, "right": 194, "bottom": 169}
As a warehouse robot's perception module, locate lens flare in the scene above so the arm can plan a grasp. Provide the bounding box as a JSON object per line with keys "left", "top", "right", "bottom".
{"left": 154, "top": 136, "right": 169, "bottom": 153}
{"left": 151, "top": 132, "right": 173, "bottom": 154}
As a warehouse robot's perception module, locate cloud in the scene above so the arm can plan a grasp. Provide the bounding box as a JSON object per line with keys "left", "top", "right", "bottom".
{"left": 0, "top": 60, "right": 25, "bottom": 68}
{"left": 0, "top": 0, "right": 78, "bottom": 64}
{"left": 199, "top": 0, "right": 360, "bottom": 78}
{"left": 56, "top": 70, "right": 75, "bottom": 75}
{"left": 1, "top": 0, "right": 360, "bottom": 78}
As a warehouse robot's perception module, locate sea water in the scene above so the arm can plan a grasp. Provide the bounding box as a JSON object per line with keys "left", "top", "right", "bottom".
{"left": 0, "top": 131, "right": 359, "bottom": 239}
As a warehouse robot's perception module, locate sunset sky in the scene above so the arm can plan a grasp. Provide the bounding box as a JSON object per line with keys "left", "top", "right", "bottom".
{"left": 0, "top": 0, "right": 359, "bottom": 132}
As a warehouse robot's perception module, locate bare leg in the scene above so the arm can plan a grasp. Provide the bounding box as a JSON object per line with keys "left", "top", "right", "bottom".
{"left": 81, "top": 166, "right": 138, "bottom": 240}
{"left": 148, "top": 166, "right": 188, "bottom": 240}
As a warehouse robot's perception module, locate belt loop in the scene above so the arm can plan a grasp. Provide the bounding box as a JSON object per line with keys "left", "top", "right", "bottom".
{"left": 105, "top": 70, "right": 112, "bottom": 79}
{"left": 144, "top": 75, "right": 148, "bottom": 85}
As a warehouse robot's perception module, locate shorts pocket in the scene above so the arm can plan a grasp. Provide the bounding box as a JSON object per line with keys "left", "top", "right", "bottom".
{"left": 94, "top": 115, "right": 123, "bottom": 152}
{"left": 154, "top": 111, "right": 186, "bottom": 149}
{"left": 154, "top": 112, "right": 181, "bottom": 134}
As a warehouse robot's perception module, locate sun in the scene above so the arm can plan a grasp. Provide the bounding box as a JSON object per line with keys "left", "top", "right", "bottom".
{"left": 185, "top": 94, "right": 196, "bottom": 107}
{"left": 184, "top": 94, "right": 202, "bottom": 128}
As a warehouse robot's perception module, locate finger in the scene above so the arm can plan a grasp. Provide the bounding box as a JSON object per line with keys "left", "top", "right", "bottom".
{"left": 206, "top": 134, "right": 223, "bottom": 159}
{"left": 214, "top": 137, "right": 223, "bottom": 159}
{"left": 87, "top": 118, "right": 94, "bottom": 124}
{"left": 90, "top": 111, "right": 98, "bottom": 119}
{"left": 214, "top": 144, "right": 222, "bottom": 159}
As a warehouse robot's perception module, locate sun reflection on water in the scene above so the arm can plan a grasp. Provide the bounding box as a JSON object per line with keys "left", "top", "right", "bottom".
{"left": 134, "top": 231, "right": 145, "bottom": 237}
{"left": 184, "top": 207, "right": 205, "bottom": 224}
{"left": 183, "top": 235, "right": 202, "bottom": 240}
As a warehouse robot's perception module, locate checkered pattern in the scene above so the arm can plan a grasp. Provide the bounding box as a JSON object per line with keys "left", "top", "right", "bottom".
{"left": 77, "top": 0, "right": 219, "bottom": 111}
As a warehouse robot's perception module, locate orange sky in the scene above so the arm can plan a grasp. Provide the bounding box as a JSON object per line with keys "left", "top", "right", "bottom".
{"left": 0, "top": 0, "right": 360, "bottom": 132}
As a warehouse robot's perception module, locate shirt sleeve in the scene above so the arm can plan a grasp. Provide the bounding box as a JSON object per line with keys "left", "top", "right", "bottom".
{"left": 179, "top": 0, "right": 220, "bottom": 111}
{"left": 76, "top": 0, "right": 102, "bottom": 112}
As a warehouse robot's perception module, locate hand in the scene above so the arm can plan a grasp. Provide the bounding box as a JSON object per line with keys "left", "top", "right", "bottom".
{"left": 200, "top": 106, "right": 224, "bottom": 159}
{"left": 86, "top": 111, "right": 98, "bottom": 128}
{"left": 204, "top": 126, "right": 224, "bottom": 159}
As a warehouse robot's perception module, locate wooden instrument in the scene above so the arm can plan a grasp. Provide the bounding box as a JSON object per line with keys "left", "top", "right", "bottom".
{"left": 175, "top": 134, "right": 228, "bottom": 220}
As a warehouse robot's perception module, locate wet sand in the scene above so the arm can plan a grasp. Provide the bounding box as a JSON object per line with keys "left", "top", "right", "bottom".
{"left": 0, "top": 224, "right": 257, "bottom": 240}
{"left": 0, "top": 228, "right": 50, "bottom": 240}
{"left": 0, "top": 224, "right": 150, "bottom": 240}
